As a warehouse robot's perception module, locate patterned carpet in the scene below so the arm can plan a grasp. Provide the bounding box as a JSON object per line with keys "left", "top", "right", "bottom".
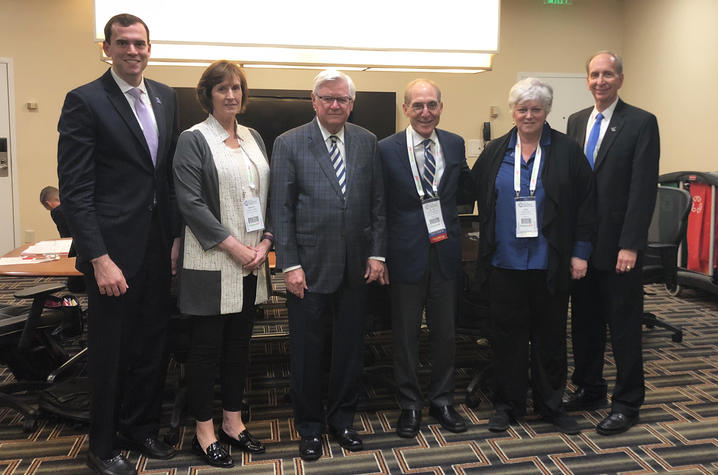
{"left": 0, "top": 274, "right": 717, "bottom": 474}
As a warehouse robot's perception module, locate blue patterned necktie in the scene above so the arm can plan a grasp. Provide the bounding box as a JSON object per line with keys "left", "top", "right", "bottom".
{"left": 584, "top": 112, "right": 604, "bottom": 169}
{"left": 128, "top": 87, "right": 158, "bottom": 166}
{"left": 329, "top": 135, "right": 346, "bottom": 194}
{"left": 422, "top": 139, "right": 436, "bottom": 197}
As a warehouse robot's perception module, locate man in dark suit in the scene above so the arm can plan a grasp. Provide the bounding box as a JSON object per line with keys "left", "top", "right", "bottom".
{"left": 270, "top": 70, "right": 387, "bottom": 461}
{"left": 57, "top": 13, "right": 180, "bottom": 475}
{"left": 565, "top": 51, "right": 659, "bottom": 435}
{"left": 378, "top": 79, "right": 471, "bottom": 438}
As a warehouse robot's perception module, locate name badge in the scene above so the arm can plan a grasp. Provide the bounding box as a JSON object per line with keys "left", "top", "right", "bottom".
{"left": 243, "top": 196, "right": 264, "bottom": 233}
{"left": 515, "top": 196, "right": 538, "bottom": 238}
{"left": 422, "top": 197, "right": 448, "bottom": 243}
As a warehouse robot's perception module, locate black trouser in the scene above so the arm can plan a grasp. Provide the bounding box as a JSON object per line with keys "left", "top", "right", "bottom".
{"left": 489, "top": 268, "right": 569, "bottom": 418}
{"left": 287, "top": 281, "right": 367, "bottom": 437}
{"left": 391, "top": 245, "right": 458, "bottom": 410}
{"left": 186, "top": 275, "right": 257, "bottom": 422}
{"left": 570, "top": 264, "right": 645, "bottom": 416}
{"left": 85, "top": 216, "right": 170, "bottom": 459}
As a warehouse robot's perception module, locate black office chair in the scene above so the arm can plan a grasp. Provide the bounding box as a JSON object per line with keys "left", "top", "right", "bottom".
{"left": 642, "top": 186, "right": 692, "bottom": 343}
{"left": 0, "top": 282, "right": 84, "bottom": 431}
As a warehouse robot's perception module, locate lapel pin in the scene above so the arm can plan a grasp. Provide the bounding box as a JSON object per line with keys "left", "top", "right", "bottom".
{"left": 610, "top": 126, "right": 616, "bottom": 132}
{"left": 155, "top": 97, "right": 162, "bottom": 104}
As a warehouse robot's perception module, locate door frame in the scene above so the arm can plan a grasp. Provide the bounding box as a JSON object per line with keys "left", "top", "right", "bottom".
{"left": 0, "top": 57, "right": 20, "bottom": 250}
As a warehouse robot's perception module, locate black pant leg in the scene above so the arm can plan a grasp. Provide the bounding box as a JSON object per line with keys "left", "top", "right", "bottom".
{"left": 187, "top": 315, "right": 225, "bottom": 422}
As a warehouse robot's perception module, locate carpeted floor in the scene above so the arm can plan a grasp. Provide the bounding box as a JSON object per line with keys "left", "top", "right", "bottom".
{"left": 0, "top": 274, "right": 717, "bottom": 474}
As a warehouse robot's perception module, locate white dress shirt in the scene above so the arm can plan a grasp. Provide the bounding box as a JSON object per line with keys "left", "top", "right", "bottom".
{"left": 584, "top": 97, "right": 619, "bottom": 155}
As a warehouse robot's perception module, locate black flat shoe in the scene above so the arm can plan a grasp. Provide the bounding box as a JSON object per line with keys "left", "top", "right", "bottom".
{"left": 329, "top": 427, "right": 363, "bottom": 451}
{"left": 219, "top": 427, "right": 265, "bottom": 454}
{"left": 429, "top": 405, "right": 467, "bottom": 433}
{"left": 86, "top": 451, "right": 137, "bottom": 475}
{"left": 299, "top": 435, "right": 322, "bottom": 461}
{"left": 396, "top": 409, "right": 421, "bottom": 438}
{"left": 596, "top": 412, "right": 638, "bottom": 435}
{"left": 192, "top": 435, "right": 234, "bottom": 468}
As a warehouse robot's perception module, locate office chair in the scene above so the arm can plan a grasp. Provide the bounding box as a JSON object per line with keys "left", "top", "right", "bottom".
{"left": 0, "top": 282, "right": 84, "bottom": 431}
{"left": 642, "top": 186, "right": 692, "bottom": 343}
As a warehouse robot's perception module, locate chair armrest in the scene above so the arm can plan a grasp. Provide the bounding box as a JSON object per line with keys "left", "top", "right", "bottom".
{"left": 13, "top": 283, "right": 66, "bottom": 300}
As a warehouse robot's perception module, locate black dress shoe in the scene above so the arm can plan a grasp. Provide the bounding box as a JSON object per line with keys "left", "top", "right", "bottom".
{"left": 299, "top": 435, "right": 322, "bottom": 461}
{"left": 543, "top": 412, "right": 580, "bottom": 435}
{"left": 86, "top": 451, "right": 137, "bottom": 475}
{"left": 596, "top": 412, "right": 638, "bottom": 435}
{"left": 219, "top": 427, "right": 266, "bottom": 454}
{"left": 488, "top": 410, "right": 512, "bottom": 432}
{"left": 562, "top": 388, "right": 607, "bottom": 411}
{"left": 121, "top": 435, "right": 176, "bottom": 460}
{"left": 396, "top": 409, "right": 421, "bottom": 438}
{"left": 330, "top": 427, "right": 363, "bottom": 451}
{"left": 192, "top": 435, "right": 234, "bottom": 468}
{"left": 429, "top": 405, "right": 467, "bottom": 433}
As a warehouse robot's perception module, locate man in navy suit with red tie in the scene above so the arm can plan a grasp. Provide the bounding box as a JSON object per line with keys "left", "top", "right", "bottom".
{"left": 565, "top": 51, "right": 659, "bottom": 435}
{"left": 378, "top": 79, "right": 473, "bottom": 438}
{"left": 58, "top": 14, "right": 180, "bottom": 475}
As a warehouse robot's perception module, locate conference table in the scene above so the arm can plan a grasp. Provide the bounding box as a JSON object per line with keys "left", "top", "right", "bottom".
{"left": 0, "top": 239, "right": 80, "bottom": 277}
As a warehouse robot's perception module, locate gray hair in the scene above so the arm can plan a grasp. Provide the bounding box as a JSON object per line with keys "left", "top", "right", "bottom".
{"left": 312, "top": 69, "right": 356, "bottom": 99}
{"left": 585, "top": 50, "right": 623, "bottom": 75}
{"left": 508, "top": 78, "right": 553, "bottom": 114}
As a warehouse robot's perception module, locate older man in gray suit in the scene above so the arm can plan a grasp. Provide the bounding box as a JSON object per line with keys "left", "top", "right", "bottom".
{"left": 270, "top": 69, "right": 387, "bottom": 461}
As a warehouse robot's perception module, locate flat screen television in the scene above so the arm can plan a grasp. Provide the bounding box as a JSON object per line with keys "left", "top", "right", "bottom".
{"left": 174, "top": 88, "right": 396, "bottom": 158}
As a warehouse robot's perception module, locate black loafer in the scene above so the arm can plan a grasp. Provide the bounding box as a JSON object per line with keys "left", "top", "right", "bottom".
{"left": 86, "top": 451, "right": 137, "bottom": 475}
{"left": 192, "top": 435, "right": 233, "bottom": 468}
{"left": 488, "top": 410, "right": 512, "bottom": 432}
{"left": 543, "top": 412, "right": 580, "bottom": 435}
{"left": 396, "top": 409, "right": 421, "bottom": 438}
{"left": 429, "top": 405, "right": 467, "bottom": 433}
{"left": 562, "top": 388, "right": 607, "bottom": 411}
{"left": 596, "top": 412, "right": 638, "bottom": 435}
{"left": 219, "top": 427, "right": 265, "bottom": 454}
{"left": 299, "top": 435, "right": 322, "bottom": 461}
{"left": 329, "top": 427, "right": 363, "bottom": 451}
{"left": 120, "top": 435, "right": 176, "bottom": 460}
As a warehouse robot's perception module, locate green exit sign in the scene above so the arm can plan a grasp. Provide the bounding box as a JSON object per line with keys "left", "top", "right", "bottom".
{"left": 544, "top": 0, "right": 573, "bottom": 5}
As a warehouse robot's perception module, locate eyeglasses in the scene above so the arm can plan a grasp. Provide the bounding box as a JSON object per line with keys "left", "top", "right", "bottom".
{"left": 409, "top": 101, "right": 440, "bottom": 112}
{"left": 514, "top": 107, "right": 545, "bottom": 115}
{"left": 316, "top": 95, "right": 353, "bottom": 106}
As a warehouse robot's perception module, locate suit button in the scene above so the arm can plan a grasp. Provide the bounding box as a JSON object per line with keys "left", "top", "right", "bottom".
{"left": 148, "top": 204, "right": 154, "bottom": 212}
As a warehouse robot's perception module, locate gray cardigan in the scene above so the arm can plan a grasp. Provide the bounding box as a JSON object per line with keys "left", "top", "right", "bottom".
{"left": 173, "top": 117, "right": 271, "bottom": 315}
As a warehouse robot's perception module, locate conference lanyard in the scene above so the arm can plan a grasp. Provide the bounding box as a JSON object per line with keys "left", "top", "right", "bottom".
{"left": 405, "top": 126, "right": 441, "bottom": 199}
{"left": 513, "top": 133, "right": 542, "bottom": 238}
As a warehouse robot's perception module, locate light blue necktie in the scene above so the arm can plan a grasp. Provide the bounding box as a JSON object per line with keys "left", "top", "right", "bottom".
{"left": 128, "top": 88, "right": 158, "bottom": 167}
{"left": 421, "top": 139, "right": 437, "bottom": 197}
{"left": 584, "top": 112, "right": 604, "bottom": 169}
{"left": 329, "top": 135, "right": 346, "bottom": 194}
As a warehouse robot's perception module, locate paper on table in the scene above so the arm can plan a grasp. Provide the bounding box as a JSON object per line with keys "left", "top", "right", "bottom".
{"left": 0, "top": 256, "right": 59, "bottom": 266}
{"left": 21, "top": 239, "right": 72, "bottom": 255}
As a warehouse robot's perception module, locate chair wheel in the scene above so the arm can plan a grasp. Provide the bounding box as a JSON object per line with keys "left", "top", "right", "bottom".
{"left": 666, "top": 284, "right": 681, "bottom": 297}
{"left": 22, "top": 417, "right": 37, "bottom": 433}
{"left": 672, "top": 333, "right": 683, "bottom": 343}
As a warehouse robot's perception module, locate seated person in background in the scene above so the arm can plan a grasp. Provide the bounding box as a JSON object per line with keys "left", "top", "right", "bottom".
{"left": 39, "top": 186, "right": 85, "bottom": 292}
{"left": 40, "top": 186, "right": 71, "bottom": 238}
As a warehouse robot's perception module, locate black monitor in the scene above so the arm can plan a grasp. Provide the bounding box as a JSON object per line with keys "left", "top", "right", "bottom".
{"left": 175, "top": 88, "right": 396, "bottom": 158}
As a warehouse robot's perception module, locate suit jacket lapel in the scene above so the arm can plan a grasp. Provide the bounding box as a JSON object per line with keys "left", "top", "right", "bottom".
{"left": 309, "top": 120, "right": 344, "bottom": 198}
{"left": 435, "top": 129, "right": 453, "bottom": 196}
{"left": 575, "top": 109, "right": 590, "bottom": 147}
{"left": 594, "top": 99, "right": 624, "bottom": 171}
{"left": 101, "top": 70, "right": 153, "bottom": 170}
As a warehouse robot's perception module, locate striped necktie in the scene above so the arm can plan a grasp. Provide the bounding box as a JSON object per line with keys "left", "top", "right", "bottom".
{"left": 584, "top": 112, "right": 604, "bottom": 169}
{"left": 329, "top": 135, "right": 346, "bottom": 194}
{"left": 128, "top": 87, "right": 158, "bottom": 166}
{"left": 422, "top": 139, "right": 436, "bottom": 197}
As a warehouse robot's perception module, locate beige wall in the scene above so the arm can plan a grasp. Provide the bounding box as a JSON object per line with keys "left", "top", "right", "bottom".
{"left": 0, "top": 0, "right": 709, "bottom": 242}
{"left": 623, "top": 0, "right": 717, "bottom": 173}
